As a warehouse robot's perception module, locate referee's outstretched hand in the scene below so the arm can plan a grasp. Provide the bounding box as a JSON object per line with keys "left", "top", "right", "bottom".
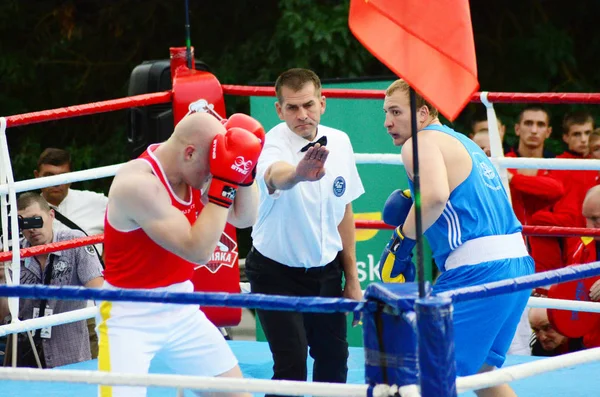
{"left": 296, "top": 144, "right": 329, "bottom": 182}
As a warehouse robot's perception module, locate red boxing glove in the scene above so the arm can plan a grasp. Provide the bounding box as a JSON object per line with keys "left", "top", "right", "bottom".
{"left": 223, "top": 114, "right": 266, "bottom": 186}
{"left": 208, "top": 127, "right": 263, "bottom": 208}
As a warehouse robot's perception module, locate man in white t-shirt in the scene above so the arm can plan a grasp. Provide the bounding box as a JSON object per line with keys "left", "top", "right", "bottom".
{"left": 246, "top": 68, "right": 364, "bottom": 393}
{"left": 34, "top": 148, "right": 108, "bottom": 255}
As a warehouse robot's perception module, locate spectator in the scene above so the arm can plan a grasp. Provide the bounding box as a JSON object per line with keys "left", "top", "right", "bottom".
{"left": 504, "top": 106, "right": 564, "bottom": 244}
{"left": 563, "top": 185, "right": 600, "bottom": 266}
{"left": 34, "top": 148, "right": 107, "bottom": 358}
{"left": 543, "top": 111, "right": 596, "bottom": 224}
{"left": 530, "top": 115, "right": 599, "bottom": 272}
{"left": 34, "top": 148, "right": 107, "bottom": 256}
{"left": 529, "top": 307, "right": 584, "bottom": 356}
{"left": 559, "top": 110, "right": 594, "bottom": 158}
{"left": 469, "top": 111, "right": 509, "bottom": 153}
{"left": 471, "top": 130, "right": 491, "bottom": 156}
{"left": 529, "top": 307, "right": 600, "bottom": 356}
{"left": 589, "top": 128, "right": 600, "bottom": 160}
{"left": 506, "top": 105, "right": 555, "bottom": 161}
{"left": 246, "top": 68, "right": 364, "bottom": 391}
{"left": 0, "top": 192, "right": 104, "bottom": 368}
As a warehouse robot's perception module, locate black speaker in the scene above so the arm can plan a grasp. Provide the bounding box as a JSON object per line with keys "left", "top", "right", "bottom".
{"left": 127, "top": 59, "right": 210, "bottom": 159}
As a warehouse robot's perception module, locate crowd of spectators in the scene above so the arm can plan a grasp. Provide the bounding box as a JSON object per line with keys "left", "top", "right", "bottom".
{"left": 468, "top": 106, "right": 600, "bottom": 356}
{"left": 1, "top": 148, "right": 107, "bottom": 367}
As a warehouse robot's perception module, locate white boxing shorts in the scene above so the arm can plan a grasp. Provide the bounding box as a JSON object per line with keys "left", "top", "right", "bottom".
{"left": 96, "top": 280, "right": 238, "bottom": 397}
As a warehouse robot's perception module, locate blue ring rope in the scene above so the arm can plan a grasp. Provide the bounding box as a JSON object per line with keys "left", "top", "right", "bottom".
{"left": 439, "top": 261, "right": 600, "bottom": 303}
{"left": 0, "top": 284, "right": 361, "bottom": 313}
{"left": 2, "top": 261, "right": 599, "bottom": 311}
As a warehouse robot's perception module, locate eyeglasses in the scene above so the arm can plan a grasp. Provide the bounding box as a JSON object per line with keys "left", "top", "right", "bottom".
{"left": 532, "top": 323, "right": 553, "bottom": 334}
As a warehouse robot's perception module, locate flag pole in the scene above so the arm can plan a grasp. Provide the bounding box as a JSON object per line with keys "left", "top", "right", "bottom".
{"left": 409, "top": 88, "right": 426, "bottom": 299}
{"left": 184, "top": 0, "right": 193, "bottom": 69}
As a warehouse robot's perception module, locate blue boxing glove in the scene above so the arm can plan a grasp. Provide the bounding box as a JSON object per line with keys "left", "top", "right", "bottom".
{"left": 382, "top": 189, "right": 413, "bottom": 227}
{"left": 378, "top": 226, "right": 416, "bottom": 283}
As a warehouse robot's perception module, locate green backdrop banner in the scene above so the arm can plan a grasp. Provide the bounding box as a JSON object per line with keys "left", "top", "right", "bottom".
{"left": 249, "top": 79, "right": 433, "bottom": 347}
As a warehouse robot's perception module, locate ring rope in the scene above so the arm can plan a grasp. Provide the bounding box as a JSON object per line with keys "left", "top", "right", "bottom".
{"left": 4, "top": 92, "right": 171, "bottom": 128}
{"left": 353, "top": 153, "right": 600, "bottom": 171}
{"left": 0, "top": 347, "right": 598, "bottom": 396}
{"left": 2, "top": 222, "right": 598, "bottom": 265}
{"left": 3, "top": 85, "right": 600, "bottom": 397}
{"left": 6, "top": 89, "right": 600, "bottom": 130}
{"left": 221, "top": 85, "right": 600, "bottom": 104}
{"left": 1, "top": 155, "right": 598, "bottom": 196}
{"left": 0, "top": 306, "right": 96, "bottom": 337}
{"left": 0, "top": 367, "right": 372, "bottom": 397}
{"left": 0, "top": 164, "right": 122, "bottom": 195}
{"left": 355, "top": 220, "right": 600, "bottom": 237}
{"left": 1, "top": 115, "right": 23, "bottom": 367}
{"left": 0, "top": 235, "right": 103, "bottom": 261}
{"left": 456, "top": 346, "right": 600, "bottom": 394}
{"left": 0, "top": 295, "right": 596, "bottom": 341}
{"left": 527, "top": 296, "right": 600, "bottom": 313}
{"left": 0, "top": 284, "right": 362, "bottom": 313}
{"left": 441, "top": 261, "right": 600, "bottom": 303}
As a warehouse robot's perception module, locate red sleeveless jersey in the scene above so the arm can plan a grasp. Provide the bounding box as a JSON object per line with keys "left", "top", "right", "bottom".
{"left": 103, "top": 144, "right": 202, "bottom": 288}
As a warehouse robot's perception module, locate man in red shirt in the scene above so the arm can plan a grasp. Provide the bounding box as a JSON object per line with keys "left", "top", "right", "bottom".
{"left": 98, "top": 112, "right": 264, "bottom": 397}
{"left": 564, "top": 185, "right": 600, "bottom": 266}
{"left": 505, "top": 106, "right": 563, "bottom": 226}
{"left": 530, "top": 112, "right": 597, "bottom": 271}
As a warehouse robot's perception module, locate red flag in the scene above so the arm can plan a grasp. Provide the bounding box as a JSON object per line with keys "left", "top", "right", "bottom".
{"left": 349, "top": 0, "right": 478, "bottom": 121}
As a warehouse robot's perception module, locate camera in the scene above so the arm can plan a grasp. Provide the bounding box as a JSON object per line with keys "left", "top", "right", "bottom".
{"left": 1, "top": 215, "right": 43, "bottom": 242}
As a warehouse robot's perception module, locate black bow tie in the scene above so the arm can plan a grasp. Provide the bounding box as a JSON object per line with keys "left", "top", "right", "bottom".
{"left": 300, "top": 136, "right": 327, "bottom": 152}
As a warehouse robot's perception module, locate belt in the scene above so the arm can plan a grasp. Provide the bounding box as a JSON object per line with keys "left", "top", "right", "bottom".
{"left": 444, "top": 232, "right": 529, "bottom": 270}
{"left": 249, "top": 247, "right": 337, "bottom": 274}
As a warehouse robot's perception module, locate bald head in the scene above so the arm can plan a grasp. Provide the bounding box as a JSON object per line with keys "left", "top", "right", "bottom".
{"left": 583, "top": 185, "right": 600, "bottom": 230}
{"left": 155, "top": 112, "right": 226, "bottom": 190}
{"left": 528, "top": 307, "right": 548, "bottom": 325}
{"left": 171, "top": 112, "right": 225, "bottom": 147}
{"left": 529, "top": 307, "right": 567, "bottom": 351}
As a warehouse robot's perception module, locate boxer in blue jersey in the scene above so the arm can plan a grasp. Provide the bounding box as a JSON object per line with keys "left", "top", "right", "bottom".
{"left": 379, "top": 79, "right": 534, "bottom": 397}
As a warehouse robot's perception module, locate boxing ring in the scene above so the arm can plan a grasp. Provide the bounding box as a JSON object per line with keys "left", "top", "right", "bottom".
{"left": 3, "top": 80, "right": 600, "bottom": 396}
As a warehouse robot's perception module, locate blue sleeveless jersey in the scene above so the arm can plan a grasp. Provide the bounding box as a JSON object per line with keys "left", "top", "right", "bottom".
{"left": 408, "top": 125, "right": 522, "bottom": 272}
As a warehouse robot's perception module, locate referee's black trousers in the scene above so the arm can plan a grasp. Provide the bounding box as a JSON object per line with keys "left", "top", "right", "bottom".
{"left": 245, "top": 247, "right": 349, "bottom": 394}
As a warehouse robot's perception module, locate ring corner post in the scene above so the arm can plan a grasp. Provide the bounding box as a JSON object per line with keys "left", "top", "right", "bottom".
{"left": 363, "top": 283, "right": 421, "bottom": 391}
{"left": 415, "top": 296, "right": 457, "bottom": 397}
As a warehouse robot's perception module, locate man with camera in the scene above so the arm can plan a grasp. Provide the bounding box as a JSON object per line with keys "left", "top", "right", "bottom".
{"left": 0, "top": 192, "right": 103, "bottom": 368}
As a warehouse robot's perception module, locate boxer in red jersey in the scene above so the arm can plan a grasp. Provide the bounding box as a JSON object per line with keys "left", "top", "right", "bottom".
{"left": 97, "top": 112, "right": 264, "bottom": 397}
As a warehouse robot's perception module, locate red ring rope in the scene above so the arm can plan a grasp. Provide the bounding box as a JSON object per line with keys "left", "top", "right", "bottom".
{"left": 355, "top": 220, "right": 600, "bottom": 237}
{"left": 5, "top": 91, "right": 172, "bottom": 128}
{"left": 0, "top": 235, "right": 103, "bottom": 261}
{"left": 5, "top": 87, "right": 600, "bottom": 129}
{"left": 221, "top": 85, "right": 600, "bottom": 104}
{"left": 1, "top": 223, "right": 598, "bottom": 261}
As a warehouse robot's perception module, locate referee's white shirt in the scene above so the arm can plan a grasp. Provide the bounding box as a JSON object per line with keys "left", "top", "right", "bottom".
{"left": 252, "top": 122, "right": 364, "bottom": 268}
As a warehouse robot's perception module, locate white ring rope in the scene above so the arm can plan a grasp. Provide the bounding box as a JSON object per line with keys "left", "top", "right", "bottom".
{"left": 0, "top": 367, "right": 372, "bottom": 397}
{"left": 528, "top": 296, "right": 600, "bottom": 313}
{"left": 0, "top": 306, "right": 97, "bottom": 337}
{"left": 353, "top": 154, "right": 600, "bottom": 170}
{"left": 1, "top": 155, "right": 598, "bottom": 197}
{"left": 0, "top": 163, "right": 123, "bottom": 195}
{"left": 456, "top": 346, "right": 600, "bottom": 394}
{"left": 0, "top": 346, "right": 598, "bottom": 396}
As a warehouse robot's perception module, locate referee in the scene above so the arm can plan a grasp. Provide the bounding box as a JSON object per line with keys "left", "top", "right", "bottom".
{"left": 246, "top": 68, "right": 364, "bottom": 393}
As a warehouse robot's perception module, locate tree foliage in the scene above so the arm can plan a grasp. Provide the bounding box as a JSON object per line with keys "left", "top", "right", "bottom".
{"left": 2, "top": 0, "right": 600, "bottom": 192}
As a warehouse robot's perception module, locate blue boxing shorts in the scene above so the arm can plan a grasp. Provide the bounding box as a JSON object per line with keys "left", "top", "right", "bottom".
{"left": 433, "top": 256, "right": 534, "bottom": 376}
